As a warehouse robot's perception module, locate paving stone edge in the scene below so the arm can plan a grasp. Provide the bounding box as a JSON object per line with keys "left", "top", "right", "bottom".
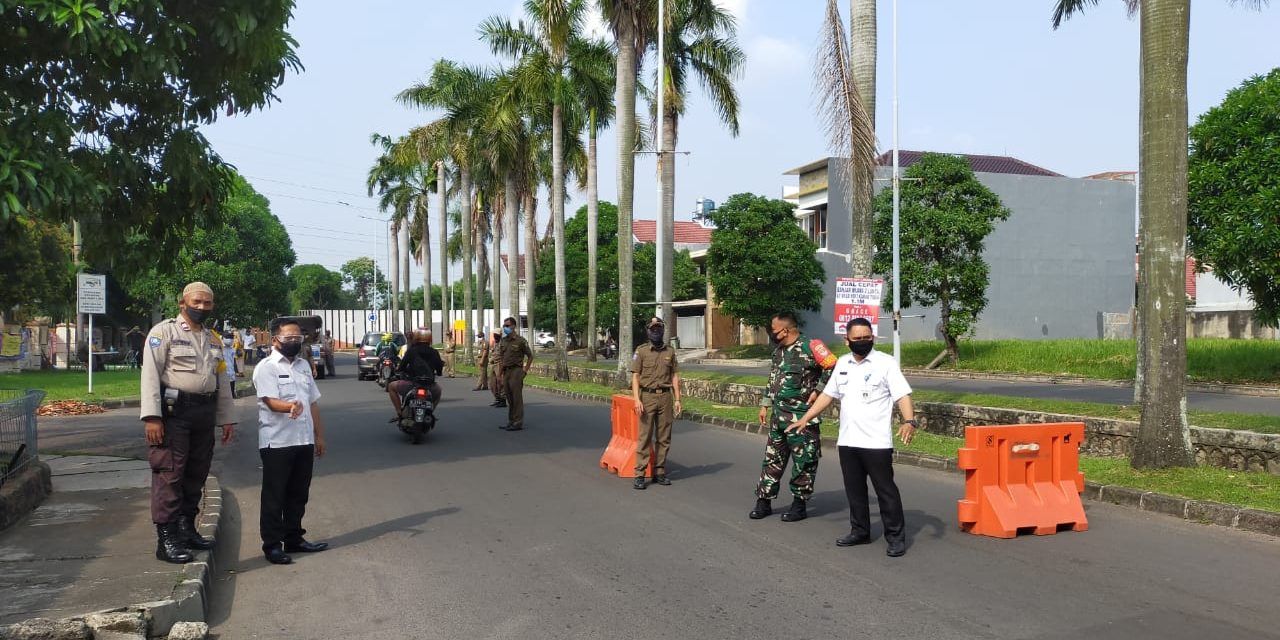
{"left": 515, "top": 378, "right": 1280, "bottom": 539}
{"left": 0, "top": 475, "right": 222, "bottom": 639}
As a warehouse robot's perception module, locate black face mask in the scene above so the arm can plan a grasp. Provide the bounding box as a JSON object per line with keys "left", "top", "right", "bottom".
{"left": 848, "top": 339, "right": 874, "bottom": 357}
{"left": 648, "top": 328, "right": 664, "bottom": 345}
{"left": 278, "top": 341, "right": 303, "bottom": 359}
{"left": 184, "top": 307, "right": 210, "bottom": 325}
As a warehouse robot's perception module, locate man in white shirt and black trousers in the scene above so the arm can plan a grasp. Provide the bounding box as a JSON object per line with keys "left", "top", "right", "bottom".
{"left": 787, "top": 317, "right": 917, "bottom": 558}
{"left": 252, "top": 319, "right": 330, "bottom": 565}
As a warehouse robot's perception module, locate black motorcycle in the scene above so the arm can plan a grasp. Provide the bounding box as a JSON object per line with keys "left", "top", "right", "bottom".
{"left": 375, "top": 350, "right": 399, "bottom": 389}
{"left": 394, "top": 375, "right": 436, "bottom": 444}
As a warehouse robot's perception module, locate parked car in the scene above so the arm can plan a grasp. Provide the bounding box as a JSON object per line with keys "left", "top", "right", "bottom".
{"left": 357, "top": 331, "right": 406, "bottom": 380}
{"left": 535, "top": 331, "right": 555, "bottom": 349}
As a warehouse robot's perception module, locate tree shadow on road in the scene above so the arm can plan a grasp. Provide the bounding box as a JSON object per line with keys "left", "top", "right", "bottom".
{"left": 324, "top": 506, "right": 460, "bottom": 548}
{"left": 664, "top": 461, "right": 733, "bottom": 480}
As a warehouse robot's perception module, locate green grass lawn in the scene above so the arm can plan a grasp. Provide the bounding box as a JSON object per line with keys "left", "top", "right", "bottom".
{"left": 0, "top": 369, "right": 142, "bottom": 402}
{"left": 490, "top": 365, "right": 1280, "bottom": 513}
{"left": 713, "top": 338, "right": 1280, "bottom": 385}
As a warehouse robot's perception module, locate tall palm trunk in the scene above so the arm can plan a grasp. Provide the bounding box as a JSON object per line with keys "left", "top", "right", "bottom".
{"left": 523, "top": 191, "right": 537, "bottom": 344}
{"left": 390, "top": 220, "right": 401, "bottom": 332}
{"left": 402, "top": 226, "right": 412, "bottom": 331}
{"left": 492, "top": 197, "right": 503, "bottom": 341}
{"left": 586, "top": 114, "right": 600, "bottom": 362}
{"left": 505, "top": 172, "right": 520, "bottom": 331}
{"left": 461, "top": 166, "right": 474, "bottom": 361}
{"left": 552, "top": 102, "right": 569, "bottom": 380}
{"left": 849, "top": 0, "right": 877, "bottom": 277}
{"left": 437, "top": 162, "right": 449, "bottom": 344}
{"left": 1133, "top": 0, "right": 1194, "bottom": 469}
{"left": 660, "top": 107, "right": 677, "bottom": 332}
{"left": 421, "top": 200, "right": 432, "bottom": 340}
{"left": 615, "top": 16, "right": 638, "bottom": 386}
{"left": 476, "top": 202, "right": 490, "bottom": 349}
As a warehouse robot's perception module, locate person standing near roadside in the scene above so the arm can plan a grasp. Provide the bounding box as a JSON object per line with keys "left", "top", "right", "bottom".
{"left": 748, "top": 311, "right": 835, "bottom": 523}
{"left": 496, "top": 317, "right": 533, "bottom": 431}
{"left": 140, "top": 282, "right": 236, "bottom": 564}
{"left": 474, "top": 331, "right": 491, "bottom": 391}
{"left": 489, "top": 331, "right": 507, "bottom": 408}
{"left": 630, "top": 317, "right": 682, "bottom": 490}
{"left": 786, "top": 317, "right": 916, "bottom": 557}
{"left": 443, "top": 329, "right": 457, "bottom": 378}
{"left": 252, "top": 319, "right": 329, "bottom": 566}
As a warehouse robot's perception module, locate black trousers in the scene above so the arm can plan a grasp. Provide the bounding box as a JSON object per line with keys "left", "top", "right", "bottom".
{"left": 259, "top": 444, "right": 315, "bottom": 551}
{"left": 838, "top": 446, "right": 905, "bottom": 542}
{"left": 149, "top": 402, "right": 216, "bottom": 525}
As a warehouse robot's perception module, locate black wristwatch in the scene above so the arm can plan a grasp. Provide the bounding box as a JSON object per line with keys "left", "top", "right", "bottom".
{"left": 903, "top": 419, "right": 917, "bottom": 426}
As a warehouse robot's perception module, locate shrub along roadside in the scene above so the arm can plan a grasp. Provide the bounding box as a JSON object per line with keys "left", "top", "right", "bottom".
{"left": 458, "top": 364, "right": 1280, "bottom": 514}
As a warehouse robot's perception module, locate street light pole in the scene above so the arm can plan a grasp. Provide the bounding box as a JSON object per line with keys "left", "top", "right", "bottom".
{"left": 891, "top": 0, "right": 902, "bottom": 365}
{"left": 655, "top": 0, "right": 666, "bottom": 322}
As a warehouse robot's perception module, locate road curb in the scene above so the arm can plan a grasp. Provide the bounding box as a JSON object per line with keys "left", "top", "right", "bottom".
{"left": 0, "top": 475, "right": 223, "bottom": 639}
{"left": 513, "top": 378, "right": 1280, "bottom": 538}
{"left": 0, "top": 461, "right": 52, "bottom": 532}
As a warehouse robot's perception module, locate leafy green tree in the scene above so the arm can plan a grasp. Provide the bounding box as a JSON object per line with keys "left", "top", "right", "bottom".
{"left": 706, "top": 193, "right": 825, "bottom": 329}
{"left": 340, "top": 257, "right": 388, "bottom": 308}
{"left": 532, "top": 201, "right": 701, "bottom": 347}
{"left": 0, "top": 215, "right": 73, "bottom": 318}
{"left": 0, "top": 0, "right": 300, "bottom": 270}
{"left": 1188, "top": 68, "right": 1280, "bottom": 326}
{"left": 872, "top": 153, "right": 1010, "bottom": 366}
{"left": 125, "top": 175, "right": 295, "bottom": 327}
{"left": 289, "top": 264, "right": 350, "bottom": 311}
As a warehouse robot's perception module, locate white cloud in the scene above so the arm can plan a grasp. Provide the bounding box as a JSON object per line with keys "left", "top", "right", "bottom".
{"left": 715, "top": 0, "right": 748, "bottom": 23}
{"left": 744, "top": 35, "right": 805, "bottom": 83}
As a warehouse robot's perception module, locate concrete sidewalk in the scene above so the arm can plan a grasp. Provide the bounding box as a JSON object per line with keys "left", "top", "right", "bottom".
{"left": 0, "top": 454, "right": 220, "bottom": 639}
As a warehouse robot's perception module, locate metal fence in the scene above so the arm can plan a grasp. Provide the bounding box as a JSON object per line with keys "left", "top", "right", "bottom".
{"left": 0, "top": 389, "right": 45, "bottom": 488}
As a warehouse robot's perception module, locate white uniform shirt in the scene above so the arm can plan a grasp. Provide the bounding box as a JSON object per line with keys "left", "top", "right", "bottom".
{"left": 252, "top": 349, "right": 322, "bottom": 449}
{"left": 822, "top": 349, "right": 912, "bottom": 449}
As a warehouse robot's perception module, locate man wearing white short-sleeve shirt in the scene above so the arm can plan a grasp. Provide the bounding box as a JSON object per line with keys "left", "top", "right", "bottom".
{"left": 252, "top": 319, "right": 329, "bottom": 566}
{"left": 788, "top": 317, "right": 917, "bottom": 557}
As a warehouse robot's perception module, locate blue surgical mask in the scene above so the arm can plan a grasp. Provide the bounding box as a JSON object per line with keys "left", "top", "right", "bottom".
{"left": 502, "top": 326, "right": 513, "bottom": 336}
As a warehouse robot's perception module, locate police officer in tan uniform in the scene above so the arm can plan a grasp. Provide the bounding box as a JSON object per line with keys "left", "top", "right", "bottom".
{"left": 489, "top": 331, "right": 507, "bottom": 407}
{"left": 474, "top": 332, "right": 490, "bottom": 391}
{"left": 631, "top": 317, "right": 682, "bottom": 490}
{"left": 496, "top": 317, "right": 533, "bottom": 430}
{"left": 141, "top": 282, "right": 236, "bottom": 563}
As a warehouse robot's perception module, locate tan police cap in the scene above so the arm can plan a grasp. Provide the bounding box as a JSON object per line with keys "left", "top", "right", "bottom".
{"left": 182, "top": 281, "right": 214, "bottom": 299}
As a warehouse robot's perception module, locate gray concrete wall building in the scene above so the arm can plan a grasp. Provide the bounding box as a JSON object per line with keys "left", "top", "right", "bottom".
{"left": 785, "top": 154, "right": 1136, "bottom": 342}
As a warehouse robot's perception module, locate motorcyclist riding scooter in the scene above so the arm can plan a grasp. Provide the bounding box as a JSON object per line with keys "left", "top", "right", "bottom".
{"left": 387, "top": 328, "right": 444, "bottom": 442}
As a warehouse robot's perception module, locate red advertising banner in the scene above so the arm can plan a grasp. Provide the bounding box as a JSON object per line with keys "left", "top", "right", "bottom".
{"left": 834, "top": 277, "right": 884, "bottom": 336}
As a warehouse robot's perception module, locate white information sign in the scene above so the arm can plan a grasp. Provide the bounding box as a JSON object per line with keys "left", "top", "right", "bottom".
{"left": 77, "top": 273, "right": 107, "bottom": 314}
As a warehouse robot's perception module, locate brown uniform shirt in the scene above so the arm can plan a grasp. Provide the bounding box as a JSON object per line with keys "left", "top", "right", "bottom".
{"left": 498, "top": 334, "right": 533, "bottom": 369}
{"left": 140, "top": 316, "right": 236, "bottom": 425}
{"left": 476, "top": 339, "right": 490, "bottom": 367}
{"left": 633, "top": 343, "right": 678, "bottom": 390}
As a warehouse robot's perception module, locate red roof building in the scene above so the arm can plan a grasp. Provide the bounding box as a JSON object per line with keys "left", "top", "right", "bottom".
{"left": 876, "top": 150, "right": 1063, "bottom": 177}
{"left": 632, "top": 220, "right": 713, "bottom": 249}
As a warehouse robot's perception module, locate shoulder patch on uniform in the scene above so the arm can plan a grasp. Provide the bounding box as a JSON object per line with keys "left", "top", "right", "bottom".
{"left": 149, "top": 336, "right": 162, "bottom": 347}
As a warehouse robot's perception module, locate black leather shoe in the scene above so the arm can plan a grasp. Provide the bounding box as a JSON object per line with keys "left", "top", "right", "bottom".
{"left": 836, "top": 532, "right": 872, "bottom": 547}
{"left": 633, "top": 477, "right": 647, "bottom": 490}
{"left": 265, "top": 547, "right": 294, "bottom": 565}
{"left": 652, "top": 474, "right": 671, "bottom": 486}
{"left": 491, "top": 401, "right": 507, "bottom": 407}
{"left": 505, "top": 424, "right": 523, "bottom": 431}
{"left": 886, "top": 539, "right": 907, "bottom": 557}
{"left": 176, "top": 517, "right": 213, "bottom": 550}
{"left": 748, "top": 498, "right": 772, "bottom": 519}
{"left": 499, "top": 423, "right": 511, "bottom": 430}
{"left": 155, "top": 524, "right": 193, "bottom": 564}
{"left": 285, "top": 539, "right": 329, "bottom": 553}
{"left": 780, "top": 499, "right": 808, "bottom": 522}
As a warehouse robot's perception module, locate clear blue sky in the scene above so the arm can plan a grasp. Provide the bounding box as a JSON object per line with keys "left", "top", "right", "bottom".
{"left": 202, "top": 0, "right": 1280, "bottom": 285}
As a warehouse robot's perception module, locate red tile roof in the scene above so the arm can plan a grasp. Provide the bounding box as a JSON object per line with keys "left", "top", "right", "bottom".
{"left": 878, "top": 150, "right": 1063, "bottom": 177}
{"left": 1084, "top": 171, "right": 1137, "bottom": 181}
{"left": 499, "top": 254, "right": 527, "bottom": 280}
{"left": 632, "top": 220, "right": 714, "bottom": 245}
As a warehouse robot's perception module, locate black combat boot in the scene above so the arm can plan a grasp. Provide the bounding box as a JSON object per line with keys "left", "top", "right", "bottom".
{"left": 780, "top": 498, "right": 808, "bottom": 522}
{"left": 748, "top": 498, "right": 772, "bottom": 519}
{"left": 176, "top": 516, "right": 214, "bottom": 550}
{"left": 156, "top": 523, "right": 194, "bottom": 564}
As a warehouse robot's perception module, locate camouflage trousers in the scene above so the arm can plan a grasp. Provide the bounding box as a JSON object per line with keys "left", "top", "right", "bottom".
{"left": 754, "top": 404, "right": 822, "bottom": 501}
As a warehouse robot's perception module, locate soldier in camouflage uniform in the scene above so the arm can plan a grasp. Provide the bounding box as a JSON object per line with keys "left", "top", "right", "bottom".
{"left": 749, "top": 311, "right": 835, "bottom": 523}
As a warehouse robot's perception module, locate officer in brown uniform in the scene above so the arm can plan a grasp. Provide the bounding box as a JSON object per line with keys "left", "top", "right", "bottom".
{"left": 631, "top": 317, "right": 682, "bottom": 489}
{"left": 496, "top": 317, "right": 533, "bottom": 430}
{"left": 141, "top": 282, "right": 236, "bottom": 563}
{"left": 474, "top": 332, "right": 490, "bottom": 391}
{"left": 443, "top": 330, "right": 457, "bottom": 378}
{"left": 489, "top": 331, "right": 507, "bottom": 407}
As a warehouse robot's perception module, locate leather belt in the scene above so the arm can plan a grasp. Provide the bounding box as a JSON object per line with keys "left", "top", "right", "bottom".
{"left": 640, "top": 387, "right": 669, "bottom": 393}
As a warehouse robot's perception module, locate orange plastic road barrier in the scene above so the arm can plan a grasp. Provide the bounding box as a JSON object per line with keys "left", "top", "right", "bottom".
{"left": 956, "top": 422, "right": 1088, "bottom": 538}
{"left": 599, "top": 394, "right": 655, "bottom": 479}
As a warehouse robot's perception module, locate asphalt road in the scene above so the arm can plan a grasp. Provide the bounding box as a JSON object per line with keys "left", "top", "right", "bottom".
{"left": 625, "top": 356, "right": 1280, "bottom": 417}
{"left": 197, "top": 354, "right": 1280, "bottom": 639}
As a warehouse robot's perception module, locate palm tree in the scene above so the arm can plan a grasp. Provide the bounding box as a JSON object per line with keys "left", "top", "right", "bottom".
{"left": 578, "top": 38, "right": 617, "bottom": 361}
{"left": 601, "top": 0, "right": 657, "bottom": 386}
{"left": 652, "top": 0, "right": 744, "bottom": 329}
{"left": 367, "top": 135, "right": 412, "bottom": 332}
{"left": 815, "top": 0, "right": 878, "bottom": 278}
{"left": 1052, "top": 0, "right": 1267, "bottom": 469}
{"left": 399, "top": 60, "right": 496, "bottom": 360}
